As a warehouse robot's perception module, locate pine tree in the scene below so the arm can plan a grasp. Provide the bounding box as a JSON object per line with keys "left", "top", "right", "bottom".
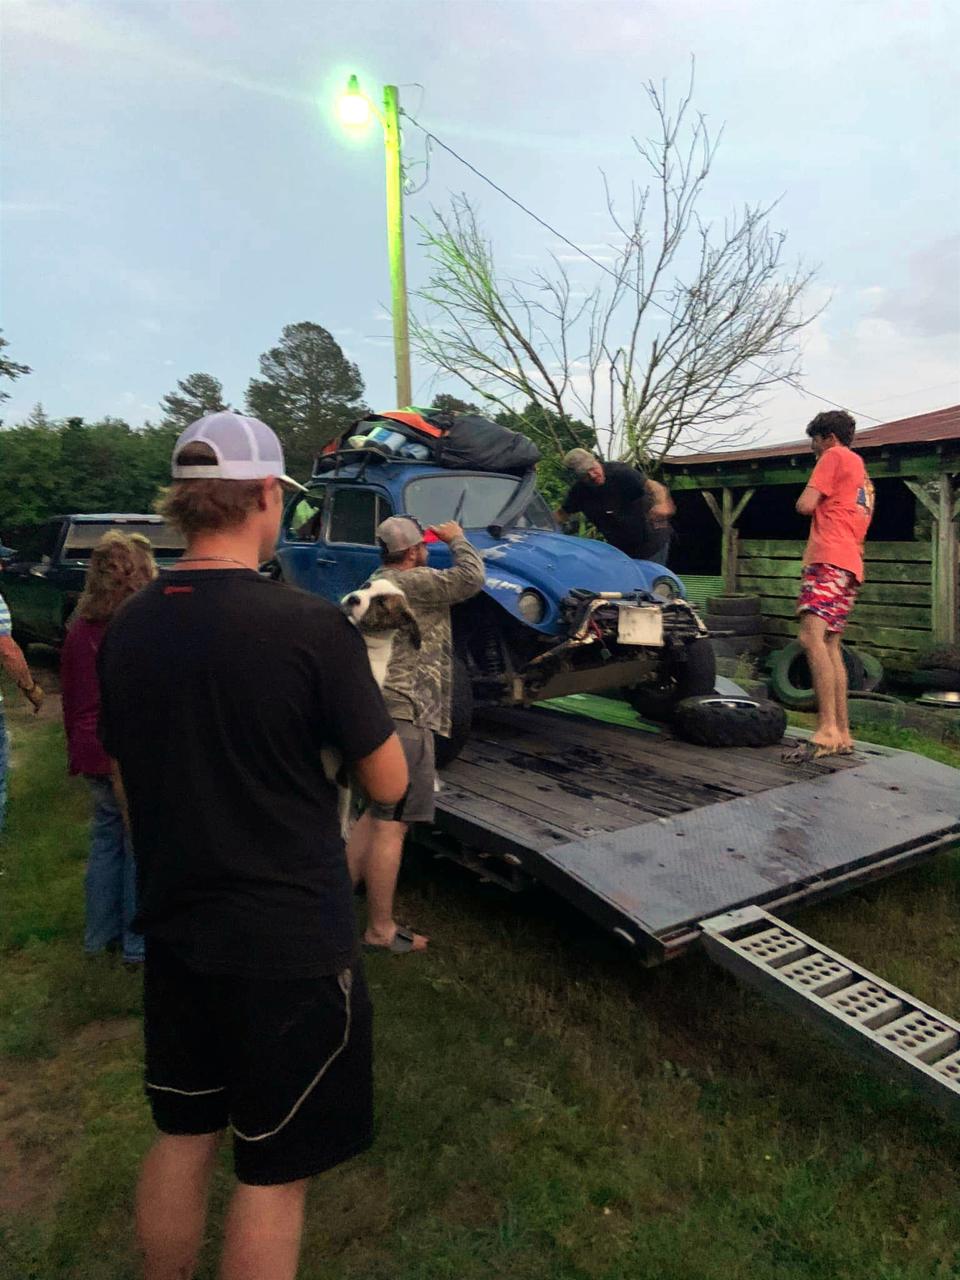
{"left": 246, "top": 322, "right": 366, "bottom": 479}
{"left": 160, "top": 373, "right": 229, "bottom": 429}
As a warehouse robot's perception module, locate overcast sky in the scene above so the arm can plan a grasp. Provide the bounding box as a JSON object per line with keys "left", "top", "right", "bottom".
{"left": 2, "top": 0, "right": 958, "bottom": 445}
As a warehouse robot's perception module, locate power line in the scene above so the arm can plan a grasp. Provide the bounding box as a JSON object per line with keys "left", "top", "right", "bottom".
{"left": 401, "top": 111, "right": 884, "bottom": 424}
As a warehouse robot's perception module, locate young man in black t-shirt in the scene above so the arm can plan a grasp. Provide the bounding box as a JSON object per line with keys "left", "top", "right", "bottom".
{"left": 555, "top": 447, "right": 675, "bottom": 565}
{"left": 98, "top": 412, "right": 407, "bottom": 1280}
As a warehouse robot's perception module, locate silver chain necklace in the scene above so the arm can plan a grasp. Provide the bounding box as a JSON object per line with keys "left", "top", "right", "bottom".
{"left": 175, "top": 556, "right": 253, "bottom": 570}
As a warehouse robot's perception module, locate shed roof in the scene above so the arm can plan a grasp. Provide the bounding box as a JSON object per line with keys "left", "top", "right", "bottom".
{"left": 664, "top": 403, "right": 960, "bottom": 468}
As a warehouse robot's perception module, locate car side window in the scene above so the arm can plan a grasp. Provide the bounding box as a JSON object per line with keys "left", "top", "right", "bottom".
{"left": 284, "top": 489, "right": 326, "bottom": 542}
{"left": 327, "top": 489, "right": 392, "bottom": 545}
{"left": 13, "top": 521, "right": 61, "bottom": 564}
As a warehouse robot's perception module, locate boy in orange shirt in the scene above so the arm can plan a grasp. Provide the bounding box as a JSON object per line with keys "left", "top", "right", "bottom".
{"left": 787, "top": 410, "right": 875, "bottom": 761}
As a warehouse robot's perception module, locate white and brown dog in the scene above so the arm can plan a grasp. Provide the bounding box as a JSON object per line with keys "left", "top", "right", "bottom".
{"left": 322, "top": 579, "right": 421, "bottom": 836}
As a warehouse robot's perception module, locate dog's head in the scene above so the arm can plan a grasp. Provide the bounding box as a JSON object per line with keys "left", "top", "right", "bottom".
{"left": 342, "top": 579, "right": 421, "bottom": 648}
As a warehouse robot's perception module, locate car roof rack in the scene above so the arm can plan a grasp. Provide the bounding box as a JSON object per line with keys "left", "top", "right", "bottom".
{"left": 311, "top": 447, "right": 409, "bottom": 478}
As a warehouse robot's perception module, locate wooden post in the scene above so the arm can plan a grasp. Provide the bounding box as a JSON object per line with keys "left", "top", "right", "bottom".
{"left": 905, "top": 477, "right": 958, "bottom": 644}
{"left": 702, "top": 488, "right": 755, "bottom": 594}
{"left": 936, "top": 473, "right": 958, "bottom": 645}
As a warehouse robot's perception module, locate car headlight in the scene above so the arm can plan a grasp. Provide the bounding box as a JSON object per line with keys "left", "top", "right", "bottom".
{"left": 517, "top": 589, "right": 547, "bottom": 623}
{"left": 652, "top": 575, "right": 680, "bottom": 602}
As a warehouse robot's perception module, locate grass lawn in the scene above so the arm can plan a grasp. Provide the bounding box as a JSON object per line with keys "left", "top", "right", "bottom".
{"left": 1, "top": 696, "right": 959, "bottom": 1280}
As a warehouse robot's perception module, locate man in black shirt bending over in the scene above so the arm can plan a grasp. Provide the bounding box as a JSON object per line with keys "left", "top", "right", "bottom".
{"left": 98, "top": 412, "right": 407, "bottom": 1280}
{"left": 556, "top": 447, "right": 675, "bottom": 565}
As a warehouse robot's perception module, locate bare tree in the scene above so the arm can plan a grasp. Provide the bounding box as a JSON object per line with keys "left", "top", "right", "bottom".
{"left": 411, "top": 70, "right": 818, "bottom": 464}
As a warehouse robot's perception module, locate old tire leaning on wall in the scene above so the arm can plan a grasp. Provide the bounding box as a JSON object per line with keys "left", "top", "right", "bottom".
{"left": 856, "top": 649, "right": 884, "bottom": 693}
{"left": 435, "top": 656, "right": 474, "bottom": 769}
{"left": 768, "top": 640, "right": 869, "bottom": 710}
{"left": 706, "top": 594, "right": 762, "bottom": 617}
{"left": 673, "top": 695, "right": 787, "bottom": 748}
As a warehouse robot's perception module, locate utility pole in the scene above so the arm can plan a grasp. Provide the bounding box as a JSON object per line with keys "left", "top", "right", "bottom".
{"left": 382, "top": 85, "right": 412, "bottom": 409}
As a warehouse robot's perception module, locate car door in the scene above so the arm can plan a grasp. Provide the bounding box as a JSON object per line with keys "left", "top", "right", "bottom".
{"left": 316, "top": 485, "right": 393, "bottom": 601}
{"left": 1, "top": 520, "right": 66, "bottom": 643}
{"left": 275, "top": 486, "right": 328, "bottom": 593}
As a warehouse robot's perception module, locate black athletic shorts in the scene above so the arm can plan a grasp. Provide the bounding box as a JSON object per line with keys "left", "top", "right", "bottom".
{"left": 142, "top": 938, "right": 373, "bottom": 1186}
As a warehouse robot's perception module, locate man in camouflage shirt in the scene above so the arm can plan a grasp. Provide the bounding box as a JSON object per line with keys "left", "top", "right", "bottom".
{"left": 346, "top": 516, "right": 484, "bottom": 953}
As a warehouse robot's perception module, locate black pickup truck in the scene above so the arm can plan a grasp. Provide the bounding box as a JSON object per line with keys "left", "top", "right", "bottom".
{"left": 0, "top": 514, "right": 184, "bottom": 646}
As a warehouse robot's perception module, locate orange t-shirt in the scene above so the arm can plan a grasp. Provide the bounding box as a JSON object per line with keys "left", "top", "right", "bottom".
{"left": 803, "top": 445, "right": 875, "bottom": 582}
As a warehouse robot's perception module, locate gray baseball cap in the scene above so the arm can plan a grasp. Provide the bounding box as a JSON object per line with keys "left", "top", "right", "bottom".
{"left": 171, "top": 411, "right": 307, "bottom": 492}
{"left": 376, "top": 515, "right": 424, "bottom": 554}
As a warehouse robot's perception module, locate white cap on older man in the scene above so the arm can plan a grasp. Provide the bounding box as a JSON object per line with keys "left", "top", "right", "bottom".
{"left": 171, "top": 411, "right": 308, "bottom": 492}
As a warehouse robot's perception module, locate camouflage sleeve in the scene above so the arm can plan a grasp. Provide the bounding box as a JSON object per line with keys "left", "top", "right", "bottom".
{"left": 397, "top": 536, "right": 485, "bottom": 606}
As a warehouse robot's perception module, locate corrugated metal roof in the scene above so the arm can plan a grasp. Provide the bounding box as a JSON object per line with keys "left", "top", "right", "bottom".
{"left": 664, "top": 403, "right": 960, "bottom": 468}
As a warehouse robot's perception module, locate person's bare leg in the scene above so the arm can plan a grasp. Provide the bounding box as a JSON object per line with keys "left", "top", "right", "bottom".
{"left": 219, "top": 1179, "right": 309, "bottom": 1280}
{"left": 345, "top": 810, "right": 375, "bottom": 887}
{"left": 826, "top": 631, "right": 853, "bottom": 749}
{"left": 136, "top": 1132, "right": 221, "bottom": 1280}
{"left": 363, "top": 817, "right": 427, "bottom": 950}
{"left": 798, "top": 612, "right": 841, "bottom": 751}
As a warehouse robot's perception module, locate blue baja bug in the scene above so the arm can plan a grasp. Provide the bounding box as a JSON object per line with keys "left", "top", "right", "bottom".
{"left": 272, "top": 456, "right": 715, "bottom": 760}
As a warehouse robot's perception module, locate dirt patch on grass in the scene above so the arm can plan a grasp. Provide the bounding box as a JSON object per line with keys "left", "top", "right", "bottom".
{"left": 71, "top": 1017, "right": 139, "bottom": 1051}
{"left": 0, "top": 1074, "right": 63, "bottom": 1217}
{"left": 0, "top": 1016, "right": 141, "bottom": 1221}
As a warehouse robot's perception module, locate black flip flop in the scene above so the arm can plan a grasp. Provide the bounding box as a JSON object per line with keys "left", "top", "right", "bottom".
{"left": 781, "top": 740, "right": 835, "bottom": 764}
{"left": 362, "top": 926, "right": 426, "bottom": 955}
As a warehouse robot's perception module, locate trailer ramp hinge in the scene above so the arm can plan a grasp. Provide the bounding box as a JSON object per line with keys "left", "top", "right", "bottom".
{"left": 698, "top": 905, "right": 960, "bottom": 1122}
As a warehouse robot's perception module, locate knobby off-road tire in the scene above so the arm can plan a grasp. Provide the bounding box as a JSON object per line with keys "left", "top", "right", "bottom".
{"left": 673, "top": 695, "right": 787, "bottom": 748}
{"left": 434, "top": 655, "right": 474, "bottom": 768}
{"left": 626, "top": 637, "right": 717, "bottom": 722}
{"left": 706, "top": 594, "right": 761, "bottom": 617}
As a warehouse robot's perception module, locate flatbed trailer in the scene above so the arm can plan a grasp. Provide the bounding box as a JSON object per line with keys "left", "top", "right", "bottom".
{"left": 422, "top": 704, "right": 960, "bottom": 1118}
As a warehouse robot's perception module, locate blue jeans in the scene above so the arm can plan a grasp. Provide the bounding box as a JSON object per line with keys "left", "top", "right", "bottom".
{"left": 84, "top": 777, "right": 144, "bottom": 963}
{"left": 0, "top": 708, "right": 7, "bottom": 835}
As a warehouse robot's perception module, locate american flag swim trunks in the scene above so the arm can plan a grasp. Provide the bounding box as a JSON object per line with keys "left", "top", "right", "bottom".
{"left": 796, "top": 563, "right": 859, "bottom": 633}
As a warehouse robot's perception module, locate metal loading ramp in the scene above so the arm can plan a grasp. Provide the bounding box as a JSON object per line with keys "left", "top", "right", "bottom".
{"left": 700, "top": 906, "right": 960, "bottom": 1122}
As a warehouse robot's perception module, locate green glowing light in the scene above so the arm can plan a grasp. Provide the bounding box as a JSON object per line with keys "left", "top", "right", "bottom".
{"left": 337, "top": 74, "right": 371, "bottom": 129}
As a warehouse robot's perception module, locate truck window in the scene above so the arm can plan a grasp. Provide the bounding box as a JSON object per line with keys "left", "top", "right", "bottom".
{"left": 284, "top": 489, "right": 326, "bottom": 542}
{"left": 328, "top": 489, "right": 392, "bottom": 545}
{"left": 10, "top": 521, "right": 62, "bottom": 564}
{"left": 62, "top": 520, "right": 186, "bottom": 560}
{"left": 404, "top": 475, "right": 554, "bottom": 530}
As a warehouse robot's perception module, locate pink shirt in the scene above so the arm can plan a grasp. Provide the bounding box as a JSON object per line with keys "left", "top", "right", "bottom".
{"left": 804, "top": 445, "right": 875, "bottom": 582}
{"left": 60, "top": 617, "right": 111, "bottom": 776}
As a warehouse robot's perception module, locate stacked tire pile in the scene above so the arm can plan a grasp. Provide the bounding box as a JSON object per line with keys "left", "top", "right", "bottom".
{"left": 905, "top": 644, "right": 960, "bottom": 694}
{"left": 704, "top": 594, "right": 764, "bottom": 659}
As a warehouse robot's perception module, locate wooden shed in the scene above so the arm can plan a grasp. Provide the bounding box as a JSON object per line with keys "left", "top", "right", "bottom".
{"left": 662, "top": 404, "right": 960, "bottom": 669}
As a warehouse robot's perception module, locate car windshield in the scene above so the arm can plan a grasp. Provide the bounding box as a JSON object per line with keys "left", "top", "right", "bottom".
{"left": 404, "top": 475, "right": 554, "bottom": 530}
{"left": 62, "top": 521, "right": 186, "bottom": 560}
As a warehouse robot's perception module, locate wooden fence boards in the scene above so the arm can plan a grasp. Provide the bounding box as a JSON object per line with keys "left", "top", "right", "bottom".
{"left": 740, "top": 539, "right": 933, "bottom": 562}
{"left": 742, "top": 557, "right": 932, "bottom": 583}
{"left": 739, "top": 576, "right": 932, "bottom": 606}
{"left": 737, "top": 537, "right": 933, "bottom": 662}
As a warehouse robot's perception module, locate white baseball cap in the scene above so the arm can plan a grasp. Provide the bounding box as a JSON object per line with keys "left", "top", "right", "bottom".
{"left": 171, "top": 412, "right": 308, "bottom": 492}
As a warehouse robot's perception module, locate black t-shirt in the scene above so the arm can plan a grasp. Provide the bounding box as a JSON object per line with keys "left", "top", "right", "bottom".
{"left": 97, "top": 569, "right": 395, "bottom": 979}
{"left": 563, "top": 461, "right": 651, "bottom": 553}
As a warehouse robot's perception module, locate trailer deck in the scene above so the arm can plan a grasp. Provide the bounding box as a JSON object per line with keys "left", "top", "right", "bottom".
{"left": 428, "top": 702, "right": 960, "bottom": 1115}
{"left": 434, "top": 705, "right": 960, "bottom": 964}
